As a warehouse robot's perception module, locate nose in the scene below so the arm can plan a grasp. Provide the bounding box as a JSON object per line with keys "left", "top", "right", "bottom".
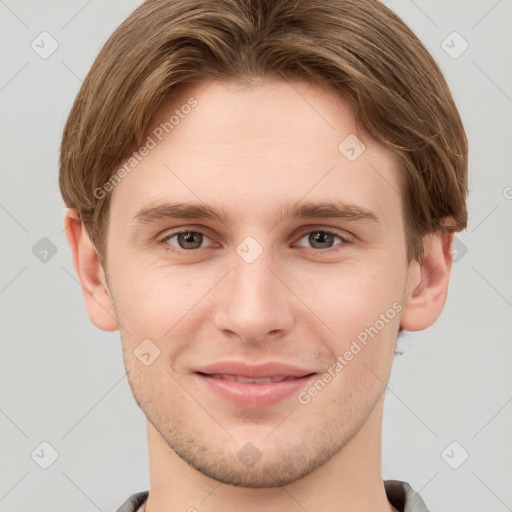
{"left": 212, "top": 244, "right": 294, "bottom": 345}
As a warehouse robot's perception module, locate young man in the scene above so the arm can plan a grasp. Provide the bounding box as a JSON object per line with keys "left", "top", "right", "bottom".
{"left": 59, "top": 0, "right": 468, "bottom": 510}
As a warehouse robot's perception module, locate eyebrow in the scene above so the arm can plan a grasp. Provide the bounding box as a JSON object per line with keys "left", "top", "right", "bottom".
{"left": 132, "top": 200, "right": 379, "bottom": 225}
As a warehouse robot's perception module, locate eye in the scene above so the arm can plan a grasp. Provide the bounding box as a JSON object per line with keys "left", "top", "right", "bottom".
{"left": 161, "top": 230, "right": 214, "bottom": 252}
{"left": 294, "top": 229, "right": 351, "bottom": 251}
{"left": 159, "top": 227, "right": 352, "bottom": 255}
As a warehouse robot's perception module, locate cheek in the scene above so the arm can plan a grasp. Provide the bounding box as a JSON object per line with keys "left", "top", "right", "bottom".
{"left": 110, "top": 261, "right": 215, "bottom": 346}
{"left": 295, "top": 259, "right": 404, "bottom": 395}
{"left": 295, "top": 257, "right": 405, "bottom": 335}
{"left": 305, "top": 276, "right": 401, "bottom": 410}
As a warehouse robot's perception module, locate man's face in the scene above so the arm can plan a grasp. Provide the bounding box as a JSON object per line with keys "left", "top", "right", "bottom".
{"left": 104, "top": 78, "right": 412, "bottom": 487}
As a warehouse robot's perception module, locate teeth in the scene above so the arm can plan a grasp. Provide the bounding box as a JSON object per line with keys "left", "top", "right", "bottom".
{"left": 209, "top": 373, "right": 296, "bottom": 383}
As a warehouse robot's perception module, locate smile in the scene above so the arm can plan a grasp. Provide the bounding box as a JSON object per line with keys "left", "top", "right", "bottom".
{"left": 193, "top": 362, "right": 317, "bottom": 408}
{"left": 206, "top": 373, "right": 303, "bottom": 384}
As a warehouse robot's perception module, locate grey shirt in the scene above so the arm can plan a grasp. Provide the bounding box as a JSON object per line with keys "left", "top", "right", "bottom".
{"left": 116, "top": 480, "right": 429, "bottom": 512}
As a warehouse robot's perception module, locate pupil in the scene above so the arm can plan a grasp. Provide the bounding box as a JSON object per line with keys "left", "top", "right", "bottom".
{"left": 310, "top": 231, "right": 333, "bottom": 249}
{"left": 179, "top": 232, "right": 201, "bottom": 249}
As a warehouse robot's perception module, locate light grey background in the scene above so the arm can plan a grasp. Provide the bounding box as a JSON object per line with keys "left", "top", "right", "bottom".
{"left": 1, "top": 1, "right": 511, "bottom": 511}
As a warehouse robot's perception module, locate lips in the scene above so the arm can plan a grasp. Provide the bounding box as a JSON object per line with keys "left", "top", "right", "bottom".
{"left": 194, "top": 361, "right": 316, "bottom": 408}
{"left": 207, "top": 374, "right": 300, "bottom": 383}
{"left": 196, "top": 361, "right": 314, "bottom": 379}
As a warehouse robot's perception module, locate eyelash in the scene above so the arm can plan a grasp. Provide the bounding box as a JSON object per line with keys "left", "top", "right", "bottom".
{"left": 158, "top": 227, "right": 353, "bottom": 255}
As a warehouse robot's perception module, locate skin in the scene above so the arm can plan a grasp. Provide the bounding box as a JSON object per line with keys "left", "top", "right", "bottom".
{"left": 65, "top": 78, "right": 454, "bottom": 512}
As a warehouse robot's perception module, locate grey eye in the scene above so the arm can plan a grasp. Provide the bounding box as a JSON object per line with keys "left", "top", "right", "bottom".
{"left": 295, "top": 230, "right": 343, "bottom": 250}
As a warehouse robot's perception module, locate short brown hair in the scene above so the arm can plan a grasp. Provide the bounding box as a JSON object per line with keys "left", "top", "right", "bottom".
{"left": 59, "top": 0, "right": 468, "bottom": 265}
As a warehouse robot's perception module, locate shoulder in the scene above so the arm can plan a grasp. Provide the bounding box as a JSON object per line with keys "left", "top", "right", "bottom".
{"left": 115, "top": 490, "right": 149, "bottom": 512}
{"left": 384, "top": 480, "right": 430, "bottom": 512}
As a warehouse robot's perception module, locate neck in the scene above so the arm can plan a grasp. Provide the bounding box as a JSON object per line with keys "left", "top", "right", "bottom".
{"left": 144, "top": 399, "right": 396, "bottom": 512}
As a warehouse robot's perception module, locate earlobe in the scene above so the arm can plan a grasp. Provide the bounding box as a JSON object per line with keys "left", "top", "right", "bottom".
{"left": 64, "top": 209, "right": 119, "bottom": 332}
{"left": 400, "top": 231, "right": 455, "bottom": 332}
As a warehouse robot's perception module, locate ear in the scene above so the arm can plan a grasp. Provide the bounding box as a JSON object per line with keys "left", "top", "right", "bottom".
{"left": 400, "top": 230, "right": 455, "bottom": 331}
{"left": 64, "top": 209, "right": 119, "bottom": 332}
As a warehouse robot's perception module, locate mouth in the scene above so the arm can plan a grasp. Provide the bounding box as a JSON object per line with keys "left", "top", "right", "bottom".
{"left": 194, "top": 362, "right": 317, "bottom": 408}
{"left": 203, "top": 373, "right": 308, "bottom": 384}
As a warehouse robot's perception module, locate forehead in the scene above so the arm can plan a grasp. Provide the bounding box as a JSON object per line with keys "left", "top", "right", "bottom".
{"left": 110, "top": 78, "right": 402, "bottom": 228}
{"left": 151, "top": 78, "right": 361, "bottom": 156}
